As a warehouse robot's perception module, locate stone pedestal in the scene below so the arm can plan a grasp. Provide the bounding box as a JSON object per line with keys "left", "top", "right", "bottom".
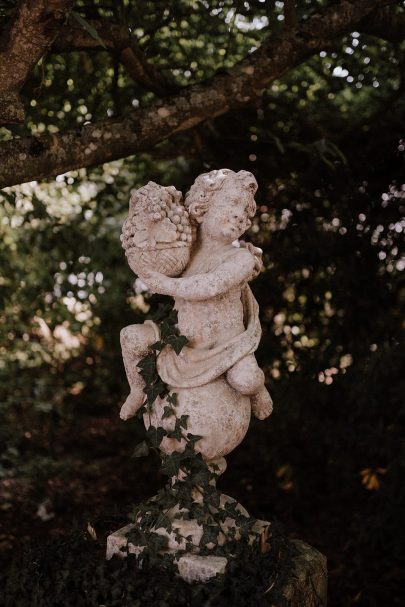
{"left": 106, "top": 524, "right": 229, "bottom": 583}
{"left": 106, "top": 527, "right": 327, "bottom": 604}
{"left": 106, "top": 504, "right": 272, "bottom": 583}
{"left": 112, "top": 169, "right": 328, "bottom": 601}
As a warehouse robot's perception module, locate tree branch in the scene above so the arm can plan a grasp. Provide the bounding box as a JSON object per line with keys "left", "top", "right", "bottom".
{"left": 0, "top": 0, "right": 74, "bottom": 125}
{"left": 0, "top": 0, "right": 400, "bottom": 188}
{"left": 53, "top": 18, "right": 177, "bottom": 96}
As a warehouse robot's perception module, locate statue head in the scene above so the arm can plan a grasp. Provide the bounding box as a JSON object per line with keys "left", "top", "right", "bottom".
{"left": 185, "top": 169, "right": 257, "bottom": 222}
{"left": 185, "top": 169, "right": 258, "bottom": 243}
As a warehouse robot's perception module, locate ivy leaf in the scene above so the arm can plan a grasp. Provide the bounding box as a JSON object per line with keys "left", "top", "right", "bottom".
{"left": 166, "top": 334, "right": 188, "bottom": 355}
{"left": 205, "top": 484, "right": 220, "bottom": 508}
{"left": 190, "top": 467, "right": 211, "bottom": 486}
{"left": 160, "top": 451, "right": 182, "bottom": 477}
{"left": 136, "top": 402, "right": 147, "bottom": 419}
{"left": 167, "top": 414, "right": 189, "bottom": 440}
{"left": 70, "top": 11, "right": 107, "bottom": 49}
{"left": 166, "top": 308, "right": 179, "bottom": 326}
{"left": 150, "top": 341, "right": 165, "bottom": 352}
{"left": 147, "top": 531, "right": 168, "bottom": 552}
{"left": 200, "top": 525, "right": 219, "bottom": 547}
{"left": 166, "top": 392, "right": 178, "bottom": 406}
{"left": 151, "top": 302, "right": 174, "bottom": 324}
{"left": 186, "top": 432, "right": 203, "bottom": 446}
{"left": 132, "top": 441, "right": 150, "bottom": 458}
{"left": 154, "top": 513, "right": 171, "bottom": 531}
{"left": 162, "top": 405, "right": 174, "bottom": 419}
{"left": 160, "top": 319, "right": 175, "bottom": 341}
{"left": 146, "top": 425, "right": 166, "bottom": 447}
{"left": 167, "top": 424, "right": 183, "bottom": 441}
{"left": 144, "top": 380, "right": 166, "bottom": 404}
{"left": 137, "top": 353, "right": 157, "bottom": 379}
{"left": 179, "top": 415, "right": 189, "bottom": 429}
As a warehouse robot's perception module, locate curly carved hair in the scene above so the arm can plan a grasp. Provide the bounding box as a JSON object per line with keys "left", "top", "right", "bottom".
{"left": 184, "top": 169, "right": 258, "bottom": 224}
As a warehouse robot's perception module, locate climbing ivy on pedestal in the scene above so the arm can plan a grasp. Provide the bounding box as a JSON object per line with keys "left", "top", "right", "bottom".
{"left": 126, "top": 305, "right": 271, "bottom": 570}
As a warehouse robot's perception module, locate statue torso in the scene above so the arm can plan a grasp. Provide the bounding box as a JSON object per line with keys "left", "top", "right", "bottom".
{"left": 175, "top": 244, "right": 248, "bottom": 349}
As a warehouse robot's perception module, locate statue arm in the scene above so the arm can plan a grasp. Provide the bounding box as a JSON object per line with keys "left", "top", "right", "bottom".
{"left": 141, "top": 249, "right": 255, "bottom": 301}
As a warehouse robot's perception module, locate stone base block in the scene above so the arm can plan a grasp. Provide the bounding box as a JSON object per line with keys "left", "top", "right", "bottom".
{"left": 177, "top": 554, "right": 228, "bottom": 583}
{"left": 106, "top": 523, "right": 142, "bottom": 560}
{"left": 106, "top": 523, "right": 228, "bottom": 583}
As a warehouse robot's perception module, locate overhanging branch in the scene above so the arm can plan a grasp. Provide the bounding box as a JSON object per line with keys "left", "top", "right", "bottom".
{"left": 0, "top": 0, "right": 401, "bottom": 188}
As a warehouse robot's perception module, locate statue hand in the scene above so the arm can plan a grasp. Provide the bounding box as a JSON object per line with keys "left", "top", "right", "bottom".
{"left": 239, "top": 241, "right": 263, "bottom": 278}
{"left": 139, "top": 269, "right": 169, "bottom": 294}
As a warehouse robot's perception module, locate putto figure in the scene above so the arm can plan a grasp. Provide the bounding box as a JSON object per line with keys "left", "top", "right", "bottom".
{"left": 119, "top": 169, "right": 273, "bottom": 429}
{"left": 108, "top": 170, "right": 326, "bottom": 589}
{"left": 108, "top": 169, "right": 274, "bottom": 582}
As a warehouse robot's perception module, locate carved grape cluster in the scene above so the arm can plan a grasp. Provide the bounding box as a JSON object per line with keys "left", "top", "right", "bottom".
{"left": 121, "top": 182, "right": 194, "bottom": 251}
{"left": 149, "top": 199, "right": 193, "bottom": 244}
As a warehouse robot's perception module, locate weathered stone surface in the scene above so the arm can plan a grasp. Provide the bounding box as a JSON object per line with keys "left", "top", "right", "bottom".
{"left": 177, "top": 554, "right": 228, "bottom": 583}
{"left": 106, "top": 523, "right": 144, "bottom": 560}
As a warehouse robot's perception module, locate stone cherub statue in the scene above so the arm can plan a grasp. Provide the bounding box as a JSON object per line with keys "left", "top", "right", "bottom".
{"left": 119, "top": 168, "right": 273, "bottom": 429}
{"left": 107, "top": 173, "right": 327, "bottom": 590}
{"left": 108, "top": 169, "right": 273, "bottom": 582}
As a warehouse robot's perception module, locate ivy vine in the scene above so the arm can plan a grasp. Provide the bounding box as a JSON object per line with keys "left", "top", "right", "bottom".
{"left": 126, "top": 305, "right": 271, "bottom": 572}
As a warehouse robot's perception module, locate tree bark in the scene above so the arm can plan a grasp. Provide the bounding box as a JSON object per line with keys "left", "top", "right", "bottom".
{"left": 0, "top": 0, "right": 73, "bottom": 125}
{"left": 0, "top": 0, "right": 401, "bottom": 188}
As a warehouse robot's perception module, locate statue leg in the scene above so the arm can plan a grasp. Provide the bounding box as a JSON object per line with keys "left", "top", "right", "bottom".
{"left": 226, "top": 354, "right": 273, "bottom": 420}
{"left": 120, "top": 322, "right": 157, "bottom": 420}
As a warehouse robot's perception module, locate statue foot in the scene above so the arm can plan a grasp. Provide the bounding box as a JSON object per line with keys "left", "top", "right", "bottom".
{"left": 120, "top": 389, "right": 145, "bottom": 420}
{"left": 251, "top": 385, "right": 273, "bottom": 420}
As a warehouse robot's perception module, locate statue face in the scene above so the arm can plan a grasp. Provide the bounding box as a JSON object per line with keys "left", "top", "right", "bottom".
{"left": 201, "top": 181, "right": 255, "bottom": 243}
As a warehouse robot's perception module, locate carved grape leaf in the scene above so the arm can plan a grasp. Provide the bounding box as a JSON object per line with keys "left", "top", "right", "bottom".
{"left": 133, "top": 218, "right": 177, "bottom": 247}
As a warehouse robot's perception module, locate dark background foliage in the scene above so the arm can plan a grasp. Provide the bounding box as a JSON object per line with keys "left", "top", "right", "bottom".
{"left": 0, "top": 1, "right": 404, "bottom": 606}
